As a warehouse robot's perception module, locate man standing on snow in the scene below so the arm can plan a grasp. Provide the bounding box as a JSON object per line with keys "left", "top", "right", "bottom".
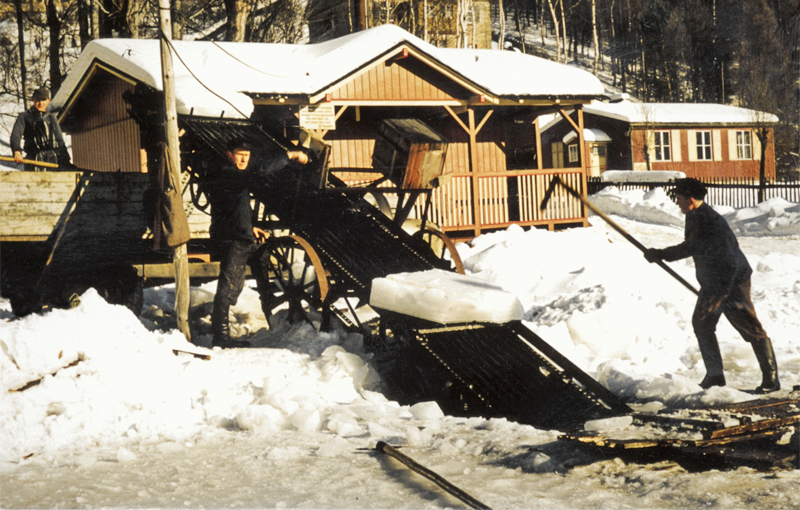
{"left": 10, "top": 87, "right": 71, "bottom": 171}
{"left": 644, "top": 178, "right": 779, "bottom": 392}
{"left": 207, "top": 138, "right": 308, "bottom": 348}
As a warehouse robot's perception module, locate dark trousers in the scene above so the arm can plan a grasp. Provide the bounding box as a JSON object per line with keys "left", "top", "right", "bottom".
{"left": 692, "top": 278, "right": 769, "bottom": 376}
{"left": 213, "top": 240, "right": 271, "bottom": 309}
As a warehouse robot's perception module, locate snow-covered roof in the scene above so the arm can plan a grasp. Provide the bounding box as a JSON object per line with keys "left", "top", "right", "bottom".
{"left": 584, "top": 100, "right": 779, "bottom": 125}
{"left": 52, "top": 25, "right": 605, "bottom": 119}
{"left": 563, "top": 128, "right": 611, "bottom": 144}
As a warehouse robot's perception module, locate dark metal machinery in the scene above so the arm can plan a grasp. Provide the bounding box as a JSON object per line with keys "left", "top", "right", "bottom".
{"left": 180, "top": 116, "right": 627, "bottom": 432}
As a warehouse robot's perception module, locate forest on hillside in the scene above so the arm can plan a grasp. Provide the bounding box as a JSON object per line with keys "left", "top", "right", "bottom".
{"left": 1, "top": 0, "right": 799, "bottom": 176}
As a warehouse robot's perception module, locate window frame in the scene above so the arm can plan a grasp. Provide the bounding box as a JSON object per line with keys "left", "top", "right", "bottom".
{"left": 568, "top": 144, "right": 579, "bottom": 163}
{"left": 654, "top": 130, "right": 671, "bottom": 161}
{"left": 696, "top": 131, "right": 712, "bottom": 161}
{"left": 735, "top": 130, "right": 752, "bottom": 160}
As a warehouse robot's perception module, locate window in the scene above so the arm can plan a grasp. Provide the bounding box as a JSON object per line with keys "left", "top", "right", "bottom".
{"left": 654, "top": 131, "right": 671, "bottom": 161}
{"left": 696, "top": 131, "right": 712, "bottom": 160}
{"left": 568, "top": 144, "right": 579, "bottom": 163}
{"left": 736, "top": 130, "right": 752, "bottom": 159}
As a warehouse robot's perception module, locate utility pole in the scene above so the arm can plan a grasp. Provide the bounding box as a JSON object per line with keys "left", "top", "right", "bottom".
{"left": 158, "top": 0, "right": 192, "bottom": 341}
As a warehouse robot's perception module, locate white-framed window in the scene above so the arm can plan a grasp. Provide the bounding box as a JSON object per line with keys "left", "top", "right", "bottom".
{"left": 568, "top": 144, "right": 579, "bottom": 163}
{"left": 736, "top": 130, "right": 752, "bottom": 159}
{"left": 654, "top": 131, "right": 671, "bottom": 161}
{"left": 696, "top": 131, "right": 712, "bottom": 160}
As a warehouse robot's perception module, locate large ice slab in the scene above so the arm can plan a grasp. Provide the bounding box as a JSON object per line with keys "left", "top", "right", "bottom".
{"left": 369, "top": 269, "right": 524, "bottom": 324}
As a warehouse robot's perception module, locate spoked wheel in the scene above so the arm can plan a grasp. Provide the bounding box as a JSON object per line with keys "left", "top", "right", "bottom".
{"left": 261, "top": 235, "right": 330, "bottom": 328}
{"left": 412, "top": 227, "right": 465, "bottom": 274}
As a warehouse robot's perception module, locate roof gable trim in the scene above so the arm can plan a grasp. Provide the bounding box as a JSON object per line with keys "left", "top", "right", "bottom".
{"left": 308, "top": 43, "right": 497, "bottom": 105}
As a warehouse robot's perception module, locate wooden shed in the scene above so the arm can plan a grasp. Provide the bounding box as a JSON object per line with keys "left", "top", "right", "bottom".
{"left": 52, "top": 25, "right": 607, "bottom": 240}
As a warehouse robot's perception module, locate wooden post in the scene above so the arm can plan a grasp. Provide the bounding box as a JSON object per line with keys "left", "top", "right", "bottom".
{"left": 577, "top": 107, "right": 589, "bottom": 227}
{"left": 158, "top": 0, "right": 191, "bottom": 341}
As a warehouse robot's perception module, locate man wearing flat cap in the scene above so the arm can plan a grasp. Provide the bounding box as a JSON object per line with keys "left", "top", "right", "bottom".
{"left": 10, "top": 87, "right": 71, "bottom": 171}
{"left": 644, "top": 178, "right": 779, "bottom": 393}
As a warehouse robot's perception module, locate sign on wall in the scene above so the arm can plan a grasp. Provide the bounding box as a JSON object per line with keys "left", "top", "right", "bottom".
{"left": 299, "top": 104, "right": 336, "bottom": 130}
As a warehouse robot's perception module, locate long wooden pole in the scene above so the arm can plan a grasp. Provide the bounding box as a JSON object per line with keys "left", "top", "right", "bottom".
{"left": 542, "top": 176, "right": 699, "bottom": 295}
{"left": 158, "top": 0, "right": 191, "bottom": 341}
{"left": 374, "top": 442, "right": 492, "bottom": 509}
{"left": 0, "top": 156, "right": 59, "bottom": 168}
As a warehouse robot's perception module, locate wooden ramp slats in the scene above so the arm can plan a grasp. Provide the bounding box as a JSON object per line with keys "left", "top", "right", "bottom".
{"left": 411, "top": 321, "right": 622, "bottom": 431}
{"left": 561, "top": 398, "right": 800, "bottom": 470}
{"left": 633, "top": 399, "right": 800, "bottom": 439}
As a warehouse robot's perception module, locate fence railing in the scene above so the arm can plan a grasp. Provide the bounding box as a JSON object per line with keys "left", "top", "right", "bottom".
{"left": 587, "top": 177, "right": 800, "bottom": 209}
{"left": 334, "top": 168, "right": 588, "bottom": 237}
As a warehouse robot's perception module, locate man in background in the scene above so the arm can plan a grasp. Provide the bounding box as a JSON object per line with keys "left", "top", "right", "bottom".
{"left": 10, "top": 87, "right": 71, "bottom": 171}
{"left": 645, "top": 178, "right": 779, "bottom": 393}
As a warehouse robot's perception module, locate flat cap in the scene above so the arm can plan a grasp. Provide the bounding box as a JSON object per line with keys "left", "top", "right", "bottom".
{"left": 670, "top": 178, "right": 707, "bottom": 200}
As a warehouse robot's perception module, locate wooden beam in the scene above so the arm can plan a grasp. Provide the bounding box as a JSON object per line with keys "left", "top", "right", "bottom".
{"left": 558, "top": 108, "right": 581, "bottom": 134}
{"left": 578, "top": 107, "right": 589, "bottom": 227}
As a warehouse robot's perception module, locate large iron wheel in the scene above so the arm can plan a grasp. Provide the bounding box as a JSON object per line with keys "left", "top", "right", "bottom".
{"left": 261, "top": 235, "right": 329, "bottom": 327}
{"left": 412, "top": 227, "right": 465, "bottom": 274}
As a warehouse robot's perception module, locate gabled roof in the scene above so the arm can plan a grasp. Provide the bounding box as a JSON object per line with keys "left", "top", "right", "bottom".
{"left": 584, "top": 100, "right": 779, "bottom": 125}
{"left": 52, "top": 24, "right": 605, "bottom": 120}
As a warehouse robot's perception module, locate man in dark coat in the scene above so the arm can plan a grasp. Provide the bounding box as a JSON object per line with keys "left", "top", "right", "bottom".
{"left": 10, "top": 87, "right": 71, "bottom": 170}
{"left": 645, "top": 178, "right": 779, "bottom": 392}
{"left": 207, "top": 138, "right": 308, "bottom": 348}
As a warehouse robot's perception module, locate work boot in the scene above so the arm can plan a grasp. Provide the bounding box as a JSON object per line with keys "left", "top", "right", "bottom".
{"left": 699, "top": 374, "right": 726, "bottom": 389}
{"left": 211, "top": 304, "right": 249, "bottom": 349}
{"left": 752, "top": 338, "right": 780, "bottom": 394}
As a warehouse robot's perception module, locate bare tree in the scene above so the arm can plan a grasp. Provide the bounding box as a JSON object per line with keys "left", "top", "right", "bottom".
{"left": 631, "top": 102, "right": 655, "bottom": 171}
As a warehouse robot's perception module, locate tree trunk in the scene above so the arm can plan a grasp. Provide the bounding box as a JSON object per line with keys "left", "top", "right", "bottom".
{"left": 78, "top": 0, "right": 91, "bottom": 48}
{"left": 172, "top": 0, "right": 184, "bottom": 39}
{"left": 559, "top": 0, "right": 567, "bottom": 63}
{"left": 546, "top": 0, "right": 562, "bottom": 62}
{"left": 91, "top": 0, "right": 100, "bottom": 39}
{"left": 758, "top": 129, "right": 768, "bottom": 202}
{"left": 225, "top": 0, "right": 250, "bottom": 41}
{"left": 14, "top": 0, "right": 27, "bottom": 110}
{"left": 592, "top": 0, "right": 599, "bottom": 75}
{"left": 47, "top": 0, "right": 63, "bottom": 94}
{"left": 498, "top": 0, "right": 505, "bottom": 50}
{"left": 514, "top": 0, "right": 526, "bottom": 53}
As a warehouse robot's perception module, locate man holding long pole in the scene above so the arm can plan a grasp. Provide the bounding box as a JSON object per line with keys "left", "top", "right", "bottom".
{"left": 644, "top": 178, "right": 780, "bottom": 392}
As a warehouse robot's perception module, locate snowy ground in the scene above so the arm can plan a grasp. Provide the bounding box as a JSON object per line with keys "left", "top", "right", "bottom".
{"left": 2, "top": 187, "right": 800, "bottom": 509}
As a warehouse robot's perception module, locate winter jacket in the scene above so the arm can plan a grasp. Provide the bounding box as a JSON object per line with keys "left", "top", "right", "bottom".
{"left": 657, "top": 203, "right": 752, "bottom": 294}
{"left": 10, "top": 107, "right": 71, "bottom": 164}
{"left": 207, "top": 162, "right": 256, "bottom": 243}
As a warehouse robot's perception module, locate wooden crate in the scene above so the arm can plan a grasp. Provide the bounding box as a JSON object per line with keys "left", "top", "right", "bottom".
{"left": 372, "top": 119, "right": 448, "bottom": 190}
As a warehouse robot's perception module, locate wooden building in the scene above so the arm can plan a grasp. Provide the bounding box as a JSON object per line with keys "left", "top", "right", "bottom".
{"left": 542, "top": 96, "right": 778, "bottom": 180}
{"left": 52, "top": 25, "right": 607, "bottom": 239}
